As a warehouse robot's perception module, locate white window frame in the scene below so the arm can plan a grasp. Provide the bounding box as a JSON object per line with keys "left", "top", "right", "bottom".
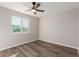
{"left": 11, "top": 16, "right": 30, "bottom": 34}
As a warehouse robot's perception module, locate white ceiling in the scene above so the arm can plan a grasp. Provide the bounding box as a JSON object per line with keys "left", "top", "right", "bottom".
{"left": 0, "top": 2, "right": 79, "bottom": 18}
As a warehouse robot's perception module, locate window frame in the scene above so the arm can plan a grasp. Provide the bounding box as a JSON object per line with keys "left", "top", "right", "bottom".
{"left": 11, "top": 15, "right": 30, "bottom": 34}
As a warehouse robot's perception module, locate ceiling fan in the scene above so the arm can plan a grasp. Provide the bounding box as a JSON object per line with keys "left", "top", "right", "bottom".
{"left": 25, "top": 2, "right": 45, "bottom": 14}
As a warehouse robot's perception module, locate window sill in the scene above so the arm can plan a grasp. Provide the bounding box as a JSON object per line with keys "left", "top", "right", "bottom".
{"left": 11, "top": 32, "right": 29, "bottom": 35}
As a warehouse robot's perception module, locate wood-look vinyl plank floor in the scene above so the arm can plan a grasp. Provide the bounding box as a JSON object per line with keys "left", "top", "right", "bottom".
{"left": 0, "top": 40, "right": 78, "bottom": 57}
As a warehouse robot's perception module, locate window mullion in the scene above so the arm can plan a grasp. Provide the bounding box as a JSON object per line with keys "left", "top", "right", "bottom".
{"left": 21, "top": 17, "right": 22, "bottom": 32}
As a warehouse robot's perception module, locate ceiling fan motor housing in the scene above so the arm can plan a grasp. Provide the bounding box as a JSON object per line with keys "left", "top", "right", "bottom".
{"left": 33, "top": 2, "right": 36, "bottom": 5}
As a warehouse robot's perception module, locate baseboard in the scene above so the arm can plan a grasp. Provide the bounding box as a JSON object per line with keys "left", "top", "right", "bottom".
{"left": 39, "top": 39, "right": 78, "bottom": 55}
{"left": 0, "top": 39, "right": 78, "bottom": 56}
{"left": 0, "top": 39, "right": 37, "bottom": 51}
{"left": 39, "top": 39, "right": 78, "bottom": 49}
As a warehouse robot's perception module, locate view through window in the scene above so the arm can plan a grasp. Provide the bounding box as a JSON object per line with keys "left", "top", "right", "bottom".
{"left": 12, "top": 16, "right": 29, "bottom": 33}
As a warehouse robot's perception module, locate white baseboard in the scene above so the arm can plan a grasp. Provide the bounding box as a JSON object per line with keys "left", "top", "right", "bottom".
{"left": 0, "top": 39, "right": 37, "bottom": 51}
{"left": 0, "top": 39, "right": 79, "bottom": 55}
{"left": 39, "top": 39, "right": 78, "bottom": 49}
{"left": 39, "top": 39, "right": 79, "bottom": 55}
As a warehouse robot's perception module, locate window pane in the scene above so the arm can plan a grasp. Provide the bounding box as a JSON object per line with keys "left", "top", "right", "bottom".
{"left": 22, "top": 18, "right": 29, "bottom": 32}
{"left": 12, "top": 16, "right": 21, "bottom": 32}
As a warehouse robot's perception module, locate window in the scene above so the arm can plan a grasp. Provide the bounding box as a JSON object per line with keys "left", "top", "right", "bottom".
{"left": 12, "top": 16, "right": 29, "bottom": 33}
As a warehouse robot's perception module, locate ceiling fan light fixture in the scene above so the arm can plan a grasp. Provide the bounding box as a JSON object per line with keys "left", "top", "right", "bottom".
{"left": 31, "top": 9, "right": 36, "bottom": 12}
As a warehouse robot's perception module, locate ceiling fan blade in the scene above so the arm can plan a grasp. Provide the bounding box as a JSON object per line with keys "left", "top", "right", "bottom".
{"left": 36, "top": 3, "right": 40, "bottom": 8}
{"left": 36, "top": 9, "right": 44, "bottom": 12}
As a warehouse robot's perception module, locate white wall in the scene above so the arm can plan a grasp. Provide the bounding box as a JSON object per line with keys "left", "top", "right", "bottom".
{"left": 77, "top": 9, "right": 79, "bottom": 53}
{"left": 0, "top": 6, "right": 79, "bottom": 51}
{"left": 39, "top": 8, "right": 78, "bottom": 49}
{"left": 0, "top": 7, "right": 39, "bottom": 50}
